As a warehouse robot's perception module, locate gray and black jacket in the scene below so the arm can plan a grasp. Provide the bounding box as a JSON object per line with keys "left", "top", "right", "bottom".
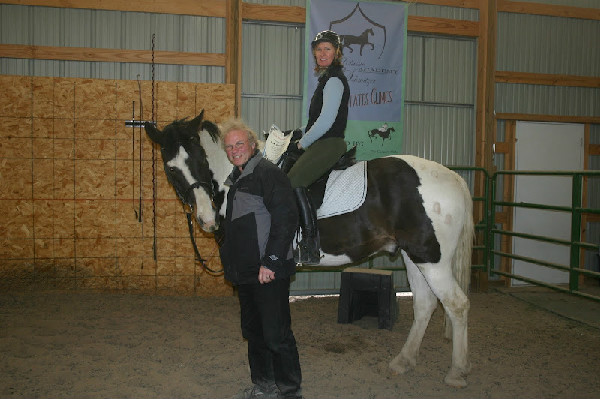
{"left": 219, "top": 151, "right": 298, "bottom": 285}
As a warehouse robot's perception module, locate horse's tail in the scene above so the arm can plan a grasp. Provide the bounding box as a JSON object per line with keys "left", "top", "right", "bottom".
{"left": 452, "top": 175, "right": 474, "bottom": 296}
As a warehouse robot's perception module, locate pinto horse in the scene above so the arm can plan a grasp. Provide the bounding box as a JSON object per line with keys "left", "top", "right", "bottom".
{"left": 145, "top": 111, "right": 474, "bottom": 387}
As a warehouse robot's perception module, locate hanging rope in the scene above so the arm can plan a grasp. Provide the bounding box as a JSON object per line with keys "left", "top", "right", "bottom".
{"left": 136, "top": 75, "right": 144, "bottom": 224}
{"left": 131, "top": 100, "right": 137, "bottom": 220}
{"left": 151, "top": 33, "right": 158, "bottom": 261}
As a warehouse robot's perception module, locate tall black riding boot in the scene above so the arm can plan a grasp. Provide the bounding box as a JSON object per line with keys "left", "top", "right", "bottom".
{"left": 294, "top": 187, "right": 321, "bottom": 265}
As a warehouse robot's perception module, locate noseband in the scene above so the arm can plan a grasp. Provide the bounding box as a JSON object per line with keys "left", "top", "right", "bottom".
{"left": 179, "top": 180, "right": 208, "bottom": 206}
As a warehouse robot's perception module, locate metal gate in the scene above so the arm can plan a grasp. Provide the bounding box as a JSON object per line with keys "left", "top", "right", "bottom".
{"left": 490, "top": 170, "right": 600, "bottom": 302}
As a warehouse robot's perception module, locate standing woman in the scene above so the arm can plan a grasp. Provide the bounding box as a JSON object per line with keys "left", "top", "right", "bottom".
{"left": 219, "top": 118, "right": 303, "bottom": 399}
{"left": 288, "top": 30, "right": 350, "bottom": 265}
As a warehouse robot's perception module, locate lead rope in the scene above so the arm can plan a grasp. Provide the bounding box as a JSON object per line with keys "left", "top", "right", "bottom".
{"left": 186, "top": 213, "right": 224, "bottom": 275}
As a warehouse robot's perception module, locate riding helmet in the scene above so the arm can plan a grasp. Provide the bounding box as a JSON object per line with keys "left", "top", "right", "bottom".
{"left": 311, "top": 30, "right": 341, "bottom": 49}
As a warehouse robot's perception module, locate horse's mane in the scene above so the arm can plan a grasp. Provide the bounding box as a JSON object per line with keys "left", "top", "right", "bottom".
{"left": 170, "top": 116, "right": 221, "bottom": 144}
{"left": 199, "top": 119, "right": 220, "bottom": 143}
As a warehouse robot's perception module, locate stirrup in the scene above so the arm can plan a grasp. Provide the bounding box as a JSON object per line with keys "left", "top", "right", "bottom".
{"left": 294, "top": 243, "right": 321, "bottom": 265}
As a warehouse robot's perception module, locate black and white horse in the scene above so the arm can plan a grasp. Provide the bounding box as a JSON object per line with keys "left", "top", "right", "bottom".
{"left": 145, "top": 111, "right": 474, "bottom": 387}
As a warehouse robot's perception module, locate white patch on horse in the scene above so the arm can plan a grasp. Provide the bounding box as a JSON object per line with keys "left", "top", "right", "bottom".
{"left": 167, "top": 147, "right": 193, "bottom": 183}
{"left": 193, "top": 188, "right": 216, "bottom": 229}
{"left": 199, "top": 130, "right": 232, "bottom": 218}
{"left": 167, "top": 146, "right": 216, "bottom": 229}
{"left": 319, "top": 252, "right": 353, "bottom": 267}
{"left": 395, "top": 155, "right": 466, "bottom": 253}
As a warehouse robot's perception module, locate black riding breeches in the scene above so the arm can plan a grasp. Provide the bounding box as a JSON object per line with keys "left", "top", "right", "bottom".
{"left": 287, "top": 137, "right": 347, "bottom": 189}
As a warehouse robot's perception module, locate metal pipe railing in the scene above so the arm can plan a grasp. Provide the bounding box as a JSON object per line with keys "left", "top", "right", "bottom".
{"left": 490, "top": 170, "right": 600, "bottom": 302}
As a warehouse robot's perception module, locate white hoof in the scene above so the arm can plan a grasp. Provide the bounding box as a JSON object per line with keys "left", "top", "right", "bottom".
{"left": 389, "top": 354, "right": 415, "bottom": 375}
{"left": 444, "top": 368, "right": 467, "bottom": 388}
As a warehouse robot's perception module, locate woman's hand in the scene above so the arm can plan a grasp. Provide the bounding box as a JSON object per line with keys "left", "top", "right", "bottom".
{"left": 258, "top": 266, "right": 275, "bottom": 284}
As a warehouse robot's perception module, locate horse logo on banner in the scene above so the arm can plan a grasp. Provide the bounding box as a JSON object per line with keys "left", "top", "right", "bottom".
{"left": 329, "top": 3, "right": 387, "bottom": 59}
{"left": 368, "top": 123, "right": 396, "bottom": 144}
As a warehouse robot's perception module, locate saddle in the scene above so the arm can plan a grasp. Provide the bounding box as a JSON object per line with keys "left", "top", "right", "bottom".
{"left": 278, "top": 134, "right": 357, "bottom": 209}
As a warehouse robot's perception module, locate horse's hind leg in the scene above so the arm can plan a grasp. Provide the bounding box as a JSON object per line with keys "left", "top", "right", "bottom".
{"left": 420, "top": 262, "right": 470, "bottom": 387}
{"left": 389, "top": 252, "right": 437, "bottom": 375}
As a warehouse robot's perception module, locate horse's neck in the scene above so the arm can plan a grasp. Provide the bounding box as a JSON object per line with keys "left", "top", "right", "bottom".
{"left": 199, "top": 131, "right": 231, "bottom": 215}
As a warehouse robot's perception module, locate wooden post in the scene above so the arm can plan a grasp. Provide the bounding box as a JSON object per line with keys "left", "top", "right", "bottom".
{"left": 226, "top": 0, "right": 242, "bottom": 117}
{"left": 473, "top": 0, "right": 497, "bottom": 291}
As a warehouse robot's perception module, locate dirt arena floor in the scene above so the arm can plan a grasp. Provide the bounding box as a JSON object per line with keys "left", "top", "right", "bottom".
{"left": 1, "top": 286, "right": 599, "bottom": 399}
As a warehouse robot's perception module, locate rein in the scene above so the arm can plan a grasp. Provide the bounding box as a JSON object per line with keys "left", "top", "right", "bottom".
{"left": 180, "top": 178, "right": 223, "bottom": 275}
{"left": 185, "top": 211, "right": 224, "bottom": 275}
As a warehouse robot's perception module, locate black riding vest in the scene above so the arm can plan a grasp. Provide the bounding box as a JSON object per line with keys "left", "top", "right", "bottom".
{"left": 306, "top": 65, "right": 350, "bottom": 142}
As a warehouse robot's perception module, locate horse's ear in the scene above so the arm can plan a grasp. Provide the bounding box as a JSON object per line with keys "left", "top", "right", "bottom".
{"left": 145, "top": 122, "right": 163, "bottom": 145}
{"left": 189, "top": 110, "right": 205, "bottom": 133}
{"left": 201, "top": 120, "right": 220, "bottom": 143}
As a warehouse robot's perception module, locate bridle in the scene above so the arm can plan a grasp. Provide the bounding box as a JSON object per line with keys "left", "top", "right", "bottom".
{"left": 173, "top": 171, "right": 224, "bottom": 276}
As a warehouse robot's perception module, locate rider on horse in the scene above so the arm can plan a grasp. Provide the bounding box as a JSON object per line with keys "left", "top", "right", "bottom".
{"left": 286, "top": 30, "right": 350, "bottom": 265}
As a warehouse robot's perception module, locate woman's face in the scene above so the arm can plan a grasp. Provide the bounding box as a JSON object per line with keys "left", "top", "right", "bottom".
{"left": 224, "top": 129, "right": 256, "bottom": 170}
{"left": 314, "top": 41, "right": 336, "bottom": 68}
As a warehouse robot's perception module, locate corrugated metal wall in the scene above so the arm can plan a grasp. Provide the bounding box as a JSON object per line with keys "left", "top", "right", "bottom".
{"left": 496, "top": 12, "right": 600, "bottom": 116}
{"left": 241, "top": 22, "right": 305, "bottom": 135}
{"left": 0, "top": 4, "right": 225, "bottom": 83}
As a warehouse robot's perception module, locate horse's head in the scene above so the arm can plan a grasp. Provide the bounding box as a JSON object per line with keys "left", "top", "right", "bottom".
{"left": 145, "top": 110, "right": 224, "bottom": 233}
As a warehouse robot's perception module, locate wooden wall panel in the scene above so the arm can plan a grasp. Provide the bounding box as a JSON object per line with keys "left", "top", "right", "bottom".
{"left": 1, "top": 136, "right": 31, "bottom": 159}
{"left": 75, "top": 80, "right": 117, "bottom": 120}
{"left": 32, "top": 137, "right": 53, "bottom": 158}
{"left": 53, "top": 160, "right": 75, "bottom": 200}
{"left": 53, "top": 118, "right": 75, "bottom": 140}
{"left": 155, "top": 82, "right": 179, "bottom": 123}
{"left": 32, "top": 78, "right": 54, "bottom": 119}
{"left": 32, "top": 200, "right": 53, "bottom": 239}
{"left": 0, "top": 117, "right": 30, "bottom": 138}
{"left": 1, "top": 160, "right": 33, "bottom": 199}
{"left": 53, "top": 79, "right": 76, "bottom": 119}
{"left": 0, "top": 75, "right": 235, "bottom": 296}
{"left": 0, "top": 200, "right": 31, "bottom": 237}
{"left": 51, "top": 238, "right": 74, "bottom": 259}
{"left": 0, "top": 76, "right": 31, "bottom": 117}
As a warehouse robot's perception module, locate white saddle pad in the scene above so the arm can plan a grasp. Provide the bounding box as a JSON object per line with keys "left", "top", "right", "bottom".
{"left": 317, "top": 161, "right": 367, "bottom": 219}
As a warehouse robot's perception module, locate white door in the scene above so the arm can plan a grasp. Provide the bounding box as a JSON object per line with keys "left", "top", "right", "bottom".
{"left": 512, "top": 122, "right": 584, "bottom": 286}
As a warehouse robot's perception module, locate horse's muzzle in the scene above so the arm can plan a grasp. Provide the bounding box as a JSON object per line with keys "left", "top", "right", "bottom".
{"left": 197, "top": 216, "right": 218, "bottom": 233}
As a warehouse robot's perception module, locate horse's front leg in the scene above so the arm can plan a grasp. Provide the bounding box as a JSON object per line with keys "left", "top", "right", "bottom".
{"left": 389, "top": 253, "right": 437, "bottom": 374}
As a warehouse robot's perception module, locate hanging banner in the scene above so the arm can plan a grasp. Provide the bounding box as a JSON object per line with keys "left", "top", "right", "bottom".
{"left": 304, "top": 0, "right": 407, "bottom": 161}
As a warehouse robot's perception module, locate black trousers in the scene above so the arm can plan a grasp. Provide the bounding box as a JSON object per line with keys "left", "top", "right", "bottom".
{"left": 237, "top": 278, "right": 302, "bottom": 398}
